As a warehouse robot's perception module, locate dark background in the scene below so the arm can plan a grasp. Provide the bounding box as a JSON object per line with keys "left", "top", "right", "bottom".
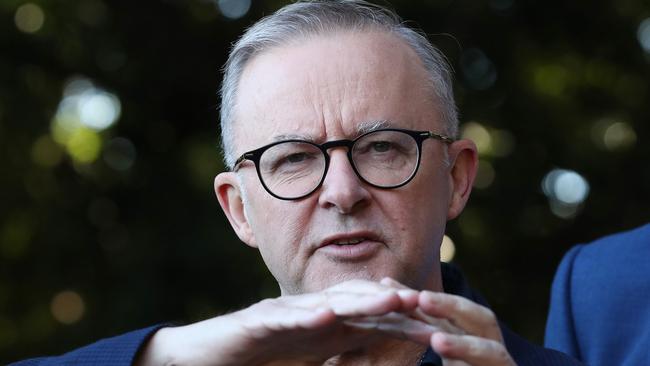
{"left": 2, "top": 0, "right": 649, "bottom": 362}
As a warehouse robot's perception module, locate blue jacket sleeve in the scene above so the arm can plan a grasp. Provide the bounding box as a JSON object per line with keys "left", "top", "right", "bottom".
{"left": 545, "top": 223, "right": 650, "bottom": 366}
{"left": 544, "top": 244, "right": 583, "bottom": 359}
{"left": 8, "top": 325, "right": 166, "bottom": 366}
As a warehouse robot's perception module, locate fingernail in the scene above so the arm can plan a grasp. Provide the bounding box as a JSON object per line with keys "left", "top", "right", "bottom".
{"left": 420, "top": 293, "right": 442, "bottom": 311}
{"left": 397, "top": 289, "right": 418, "bottom": 298}
{"left": 421, "top": 291, "right": 439, "bottom": 302}
{"left": 432, "top": 332, "right": 455, "bottom": 348}
{"left": 441, "top": 333, "right": 457, "bottom": 347}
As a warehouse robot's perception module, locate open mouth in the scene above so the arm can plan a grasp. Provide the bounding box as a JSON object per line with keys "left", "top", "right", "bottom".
{"left": 317, "top": 236, "right": 380, "bottom": 260}
{"left": 330, "top": 237, "right": 365, "bottom": 246}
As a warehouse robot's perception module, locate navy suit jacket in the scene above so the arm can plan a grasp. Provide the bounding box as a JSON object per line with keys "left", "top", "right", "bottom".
{"left": 545, "top": 223, "right": 650, "bottom": 365}
{"left": 12, "top": 264, "right": 581, "bottom": 365}
{"left": 8, "top": 325, "right": 165, "bottom": 366}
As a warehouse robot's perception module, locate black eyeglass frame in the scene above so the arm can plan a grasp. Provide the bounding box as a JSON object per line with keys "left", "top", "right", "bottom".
{"left": 232, "top": 128, "right": 455, "bottom": 201}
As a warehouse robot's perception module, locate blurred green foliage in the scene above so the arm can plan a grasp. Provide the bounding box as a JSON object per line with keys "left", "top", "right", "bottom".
{"left": 1, "top": 0, "right": 649, "bottom": 362}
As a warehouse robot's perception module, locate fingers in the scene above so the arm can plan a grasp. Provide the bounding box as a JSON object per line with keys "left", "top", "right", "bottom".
{"left": 379, "top": 278, "right": 465, "bottom": 336}
{"left": 380, "top": 278, "right": 514, "bottom": 365}
{"left": 238, "top": 279, "right": 514, "bottom": 366}
{"left": 242, "top": 300, "right": 337, "bottom": 337}
{"left": 248, "top": 278, "right": 513, "bottom": 366}
{"left": 324, "top": 289, "right": 411, "bottom": 317}
{"left": 344, "top": 312, "right": 437, "bottom": 345}
{"left": 235, "top": 280, "right": 427, "bottom": 364}
{"left": 282, "top": 279, "right": 418, "bottom": 317}
{"left": 419, "top": 291, "right": 503, "bottom": 341}
{"left": 327, "top": 279, "right": 420, "bottom": 314}
{"left": 433, "top": 333, "right": 515, "bottom": 366}
{"left": 247, "top": 278, "right": 420, "bottom": 336}
{"left": 411, "top": 308, "right": 465, "bottom": 335}
{"left": 274, "top": 305, "right": 337, "bottom": 330}
{"left": 400, "top": 284, "right": 514, "bottom": 365}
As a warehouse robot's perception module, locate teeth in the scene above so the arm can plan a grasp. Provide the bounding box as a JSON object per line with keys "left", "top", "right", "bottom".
{"left": 333, "top": 238, "right": 364, "bottom": 245}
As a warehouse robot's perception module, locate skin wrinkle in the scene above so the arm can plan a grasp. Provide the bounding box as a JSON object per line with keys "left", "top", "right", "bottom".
{"left": 238, "top": 31, "right": 437, "bottom": 151}
{"left": 311, "top": 32, "right": 413, "bottom": 140}
{"left": 240, "top": 30, "right": 449, "bottom": 165}
{"left": 271, "top": 120, "right": 391, "bottom": 145}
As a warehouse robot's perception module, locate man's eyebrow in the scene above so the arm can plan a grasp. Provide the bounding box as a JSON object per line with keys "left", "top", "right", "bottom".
{"left": 356, "top": 120, "right": 392, "bottom": 135}
{"left": 272, "top": 134, "right": 316, "bottom": 142}
{"left": 270, "top": 121, "right": 392, "bottom": 143}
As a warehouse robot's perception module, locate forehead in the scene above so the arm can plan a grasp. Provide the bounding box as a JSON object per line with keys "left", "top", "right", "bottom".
{"left": 233, "top": 30, "right": 441, "bottom": 151}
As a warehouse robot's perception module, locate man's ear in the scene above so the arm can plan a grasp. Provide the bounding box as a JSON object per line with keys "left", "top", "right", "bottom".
{"left": 446, "top": 139, "right": 478, "bottom": 220}
{"left": 214, "top": 172, "right": 257, "bottom": 248}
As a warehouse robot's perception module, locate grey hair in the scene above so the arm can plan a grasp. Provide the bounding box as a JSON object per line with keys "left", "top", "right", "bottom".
{"left": 219, "top": 0, "right": 458, "bottom": 170}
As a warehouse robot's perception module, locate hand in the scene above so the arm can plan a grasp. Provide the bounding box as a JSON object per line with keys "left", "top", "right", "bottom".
{"left": 381, "top": 278, "right": 516, "bottom": 366}
{"left": 136, "top": 279, "right": 423, "bottom": 366}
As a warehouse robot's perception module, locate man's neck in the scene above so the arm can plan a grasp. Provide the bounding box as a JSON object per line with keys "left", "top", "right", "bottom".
{"left": 323, "top": 338, "right": 427, "bottom": 366}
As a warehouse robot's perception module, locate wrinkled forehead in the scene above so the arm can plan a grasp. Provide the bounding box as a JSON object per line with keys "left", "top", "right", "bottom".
{"left": 232, "top": 30, "right": 441, "bottom": 153}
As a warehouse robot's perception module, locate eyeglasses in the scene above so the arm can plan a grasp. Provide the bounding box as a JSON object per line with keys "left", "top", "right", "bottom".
{"left": 232, "top": 128, "right": 455, "bottom": 200}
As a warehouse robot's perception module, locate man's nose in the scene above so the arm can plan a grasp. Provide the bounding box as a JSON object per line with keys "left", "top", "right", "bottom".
{"left": 317, "top": 149, "right": 371, "bottom": 214}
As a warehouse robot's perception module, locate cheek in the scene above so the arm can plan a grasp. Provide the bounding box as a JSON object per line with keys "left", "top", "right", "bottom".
{"left": 246, "top": 196, "right": 312, "bottom": 256}
{"left": 246, "top": 198, "right": 316, "bottom": 290}
{"left": 381, "top": 173, "right": 449, "bottom": 248}
{"left": 413, "top": 164, "right": 451, "bottom": 213}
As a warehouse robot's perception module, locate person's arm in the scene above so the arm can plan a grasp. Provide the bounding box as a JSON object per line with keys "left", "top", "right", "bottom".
{"left": 136, "top": 279, "right": 430, "bottom": 365}
{"left": 137, "top": 278, "right": 517, "bottom": 366}
{"left": 9, "top": 325, "right": 166, "bottom": 366}
{"left": 545, "top": 244, "right": 584, "bottom": 358}
{"left": 14, "top": 278, "right": 519, "bottom": 366}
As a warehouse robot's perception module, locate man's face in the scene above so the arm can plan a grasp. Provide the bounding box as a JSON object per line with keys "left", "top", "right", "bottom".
{"left": 216, "top": 31, "right": 476, "bottom": 294}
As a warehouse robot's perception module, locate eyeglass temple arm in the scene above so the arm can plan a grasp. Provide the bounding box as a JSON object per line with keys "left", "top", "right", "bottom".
{"left": 421, "top": 131, "right": 456, "bottom": 144}
{"left": 232, "top": 152, "right": 254, "bottom": 172}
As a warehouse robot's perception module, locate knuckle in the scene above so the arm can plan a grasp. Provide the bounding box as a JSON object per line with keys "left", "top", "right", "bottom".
{"left": 453, "top": 297, "right": 472, "bottom": 314}
{"left": 482, "top": 307, "right": 496, "bottom": 320}
{"left": 466, "top": 338, "right": 482, "bottom": 356}
{"left": 488, "top": 339, "right": 511, "bottom": 362}
{"left": 496, "top": 346, "right": 512, "bottom": 363}
{"left": 453, "top": 293, "right": 475, "bottom": 308}
{"left": 488, "top": 321, "right": 504, "bottom": 341}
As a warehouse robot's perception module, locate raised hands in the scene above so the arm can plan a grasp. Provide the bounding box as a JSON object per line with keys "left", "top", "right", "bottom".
{"left": 379, "top": 278, "right": 516, "bottom": 366}
{"left": 136, "top": 279, "right": 515, "bottom": 366}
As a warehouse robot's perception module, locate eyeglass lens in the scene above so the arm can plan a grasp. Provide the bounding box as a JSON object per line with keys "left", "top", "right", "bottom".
{"left": 258, "top": 130, "right": 419, "bottom": 199}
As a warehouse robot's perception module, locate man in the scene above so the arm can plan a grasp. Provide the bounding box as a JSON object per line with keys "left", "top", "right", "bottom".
{"left": 545, "top": 222, "right": 650, "bottom": 365}
{"left": 12, "top": 1, "right": 581, "bottom": 365}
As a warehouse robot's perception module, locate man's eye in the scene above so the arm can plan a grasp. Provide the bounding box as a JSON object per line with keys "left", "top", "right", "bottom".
{"left": 371, "top": 141, "right": 392, "bottom": 152}
{"left": 286, "top": 152, "right": 310, "bottom": 163}
{"left": 274, "top": 152, "right": 316, "bottom": 170}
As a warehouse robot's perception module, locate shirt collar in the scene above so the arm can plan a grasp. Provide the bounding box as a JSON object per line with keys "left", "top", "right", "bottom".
{"left": 418, "top": 347, "right": 442, "bottom": 365}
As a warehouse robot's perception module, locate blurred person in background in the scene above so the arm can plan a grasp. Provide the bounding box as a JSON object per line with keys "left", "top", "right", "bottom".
{"left": 545, "top": 222, "right": 650, "bottom": 365}
{"left": 11, "top": 1, "right": 583, "bottom": 365}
